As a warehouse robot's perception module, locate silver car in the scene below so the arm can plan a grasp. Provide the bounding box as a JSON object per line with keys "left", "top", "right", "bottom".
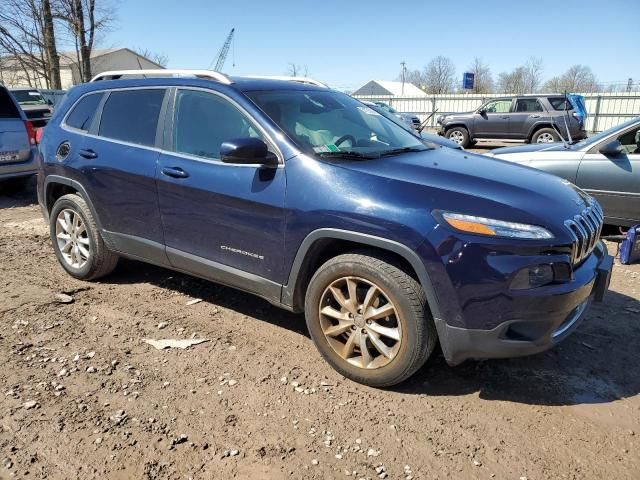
{"left": 0, "top": 86, "right": 38, "bottom": 186}
{"left": 486, "top": 117, "right": 640, "bottom": 227}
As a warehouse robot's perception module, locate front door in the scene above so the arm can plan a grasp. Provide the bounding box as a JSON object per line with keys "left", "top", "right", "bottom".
{"left": 473, "top": 99, "right": 513, "bottom": 138}
{"left": 576, "top": 124, "right": 640, "bottom": 225}
{"left": 156, "top": 88, "right": 287, "bottom": 295}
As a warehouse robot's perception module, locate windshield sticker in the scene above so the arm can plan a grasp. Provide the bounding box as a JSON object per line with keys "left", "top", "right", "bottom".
{"left": 28, "top": 92, "right": 40, "bottom": 96}
{"left": 357, "top": 106, "right": 381, "bottom": 116}
{"left": 313, "top": 144, "right": 340, "bottom": 153}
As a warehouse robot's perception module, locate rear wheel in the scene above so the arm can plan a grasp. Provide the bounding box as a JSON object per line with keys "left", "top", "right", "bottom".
{"left": 532, "top": 128, "right": 560, "bottom": 143}
{"left": 49, "top": 194, "right": 118, "bottom": 280}
{"left": 304, "top": 252, "right": 437, "bottom": 387}
{"left": 445, "top": 127, "right": 470, "bottom": 148}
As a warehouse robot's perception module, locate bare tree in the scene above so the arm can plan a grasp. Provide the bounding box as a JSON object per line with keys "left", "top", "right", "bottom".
{"left": 423, "top": 56, "right": 456, "bottom": 94}
{"left": 133, "top": 47, "right": 169, "bottom": 68}
{"left": 0, "top": 0, "right": 61, "bottom": 88}
{"left": 286, "top": 63, "right": 308, "bottom": 77}
{"left": 496, "top": 57, "right": 543, "bottom": 94}
{"left": 55, "top": 0, "right": 114, "bottom": 82}
{"left": 523, "top": 56, "right": 543, "bottom": 92}
{"left": 467, "top": 57, "right": 493, "bottom": 94}
{"left": 543, "top": 65, "right": 599, "bottom": 93}
{"left": 396, "top": 68, "right": 426, "bottom": 90}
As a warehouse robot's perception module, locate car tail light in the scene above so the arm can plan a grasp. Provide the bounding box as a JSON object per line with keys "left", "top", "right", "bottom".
{"left": 35, "top": 126, "right": 44, "bottom": 144}
{"left": 24, "top": 120, "right": 36, "bottom": 145}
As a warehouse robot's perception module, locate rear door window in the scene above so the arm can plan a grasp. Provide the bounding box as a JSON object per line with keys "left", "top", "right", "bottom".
{"left": 66, "top": 93, "right": 103, "bottom": 131}
{"left": 515, "top": 99, "right": 543, "bottom": 112}
{"left": 0, "top": 88, "right": 21, "bottom": 118}
{"left": 98, "top": 89, "right": 166, "bottom": 147}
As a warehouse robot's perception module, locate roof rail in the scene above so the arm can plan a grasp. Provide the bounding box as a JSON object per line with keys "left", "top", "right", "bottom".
{"left": 90, "top": 69, "right": 233, "bottom": 85}
{"left": 242, "top": 75, "right": 328, "bottom": 88}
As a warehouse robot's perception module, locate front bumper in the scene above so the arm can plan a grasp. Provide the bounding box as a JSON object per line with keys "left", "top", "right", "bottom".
{"left": 436, "top": 242, "right": 613, "bottom": 365}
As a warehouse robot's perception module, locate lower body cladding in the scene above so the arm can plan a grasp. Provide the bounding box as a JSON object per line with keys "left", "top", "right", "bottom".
{"left": 433, "top": 241, "right": 613, "bottom": 366}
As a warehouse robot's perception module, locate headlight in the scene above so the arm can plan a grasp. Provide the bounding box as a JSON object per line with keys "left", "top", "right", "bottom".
{"left": 437, "top": 211, "right": 554, "bottom": 240}
{"left": 436, "top": 115, "right": 444, "bottom": 124}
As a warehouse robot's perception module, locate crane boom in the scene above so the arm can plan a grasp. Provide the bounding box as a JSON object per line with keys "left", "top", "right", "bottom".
{"left": 212, "top": 28, "right": 235, "bottom": 72}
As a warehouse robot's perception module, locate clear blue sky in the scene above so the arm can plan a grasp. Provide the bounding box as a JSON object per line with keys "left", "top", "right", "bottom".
{"left": 109, "top": 0, "right": 639, "bottom": 91}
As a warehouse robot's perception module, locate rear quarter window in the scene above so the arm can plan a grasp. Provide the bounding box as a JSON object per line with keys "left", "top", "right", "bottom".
{"left": 98, "top": 89, "right": 165, "bottom": 146}
{"left": 65, "top": 93, "right": 103, "bottom": 131}
{"left": 548, "top": 97, "right": 573, "bottom": 111}
{"left": 0, "top": 88, "right": 21, "bottom": 119}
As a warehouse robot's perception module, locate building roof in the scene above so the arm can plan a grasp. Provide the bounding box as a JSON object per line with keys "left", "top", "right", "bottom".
{"left": 1, "top": 48, "right": 164, "bottom": 70}
{"left": 352, "top": 80, "right": 427, "bottom": 97}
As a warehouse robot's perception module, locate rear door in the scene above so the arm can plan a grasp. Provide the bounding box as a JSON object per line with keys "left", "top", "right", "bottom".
{"left": 474, "top": 99, "right": 513, "bottom": 138}
{"left": 511, "top": 98, "right": 546, "bottom": 139}
{"left": 0, "top": 87, "right": 31, "bottom": 168}
{"left": 72, "top": 88, "right": 168, "bottom": 255}
{"left": 576, "top": 124, "right": 640, "bottom": 224}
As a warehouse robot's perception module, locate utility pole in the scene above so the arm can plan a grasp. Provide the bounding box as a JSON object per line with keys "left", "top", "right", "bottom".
{"left": 400, "top": 61, "right": 407, "bottom": 94}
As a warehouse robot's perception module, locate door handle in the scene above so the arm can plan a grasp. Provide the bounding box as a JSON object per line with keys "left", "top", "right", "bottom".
{"left": 161, "top": 166, "right": 190, "bottom": 179}
{"left": 78, "top": 148, "right": 98, "bottom": 159}
{"left": 530, "top": 115, "right": 541, "bottom": 118}
{"left": 501, "top": 116, "right": 509, "bottom": 119}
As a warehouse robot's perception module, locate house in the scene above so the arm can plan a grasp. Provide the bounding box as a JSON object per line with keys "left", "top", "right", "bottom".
{"left": 0, "top": 48, "right": 164, "bottom": 89}
{"left": 352, "top": 80, "right": 427, "bottom": 97}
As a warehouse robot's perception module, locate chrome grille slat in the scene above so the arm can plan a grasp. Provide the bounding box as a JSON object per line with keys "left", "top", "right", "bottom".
{"left": 564, "top": 201, "right": 603, "bottom": 265}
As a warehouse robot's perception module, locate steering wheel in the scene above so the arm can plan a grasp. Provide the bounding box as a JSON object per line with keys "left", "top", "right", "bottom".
{"left": 334, "top": 134, "right": 356, "bottom": 148}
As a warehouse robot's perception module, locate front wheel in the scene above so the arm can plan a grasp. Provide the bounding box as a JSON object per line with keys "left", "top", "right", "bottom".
{"left": 49, "top": 193, "right": 119, "bottom": 280}
{"left": 304, "top": 252, "right": 437, "bottom": 387}
{"left": 445, "top": 127, "right": 470, "bottom": 148}
{"left": 532, "top": 128, "right": 560, "bottom": 143}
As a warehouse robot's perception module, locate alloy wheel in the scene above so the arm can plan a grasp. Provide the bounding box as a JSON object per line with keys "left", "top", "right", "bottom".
{"left": 449, "top": 131, "right": 465, "bottom": 144}
{"left": 318, "top": 276, "right": 402, "bottom": 369}
{"left": 55, "top": 209, "right": 90, "bottom": 269}
{"left": 536, "top": 132, "right": 555, "bottom": 143}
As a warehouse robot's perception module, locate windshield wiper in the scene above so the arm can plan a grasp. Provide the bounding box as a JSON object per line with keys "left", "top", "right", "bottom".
{"left": 378, "top": 146, "right": 428, "bottom": 157}
{"left": 317, "top": 151, "right": 379, "bottom": 160}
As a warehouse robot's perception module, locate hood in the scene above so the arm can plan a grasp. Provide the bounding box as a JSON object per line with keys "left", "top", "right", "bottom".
{"left": 329, "top": 147, "right": 591, "bottom": 237}
{"left": 439, "top": 112, "right": 474, "bottom": 122}
{"left": 488, "top": 143, "right": 569, "bottom": 156}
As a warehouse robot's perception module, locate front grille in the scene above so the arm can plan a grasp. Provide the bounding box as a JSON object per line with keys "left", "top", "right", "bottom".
{"left": 564, "top": 202, "right": 604, "bottom": 265}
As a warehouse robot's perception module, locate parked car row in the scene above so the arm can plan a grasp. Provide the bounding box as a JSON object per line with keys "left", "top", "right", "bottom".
{"left": 436, "top": 94, "right": 587, "bottom": 148}
{"left": 32, "top": 69, "right": 612, "bottom": 387}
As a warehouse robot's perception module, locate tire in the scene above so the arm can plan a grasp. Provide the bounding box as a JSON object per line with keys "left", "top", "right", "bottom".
{"left": 445, "top": 127, "right": 470, "bottom": 148}
{"left": 49, "top": 193, "right": 119, "bottom": 280}
{"left": 532, "top": 128, "right": 560, "bottom": 144}
{"left": 304, "top": 251, "right": 437, "bottom": 387}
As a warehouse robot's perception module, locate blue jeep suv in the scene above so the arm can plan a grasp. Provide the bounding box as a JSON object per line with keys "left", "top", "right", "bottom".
{"left": 37, "top": 70, "right": 613, "bottom": 387}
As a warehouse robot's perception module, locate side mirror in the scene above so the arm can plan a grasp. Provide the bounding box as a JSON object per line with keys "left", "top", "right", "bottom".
{"left": 47, "top": 99, "right": 53, "bottom": 106}
{"left": 220, "top": 138, "right": 278, "bottom": 167}
{"left": 599, "top": 140, "right": 625, "bottom": 156}
{"left": 478, "top": 108, "right": 487, "bottom": 116}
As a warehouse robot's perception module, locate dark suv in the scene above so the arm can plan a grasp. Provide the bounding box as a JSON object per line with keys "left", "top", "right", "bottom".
{"left": 37, "top": 70, "right": 612, "bottom": 387}
{"left": 437, "top": 95, "right": 587, "bottom": 148}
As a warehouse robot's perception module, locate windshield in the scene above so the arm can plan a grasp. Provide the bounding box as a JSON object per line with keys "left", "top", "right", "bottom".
{"left": 12, "top": 90, "right": 47, "bottom": 105}
{"left": 247, "top": 90, "right": 427, "bottom": 157}
{"left": 573, "top": 118, "right": 640, "bottom": 149}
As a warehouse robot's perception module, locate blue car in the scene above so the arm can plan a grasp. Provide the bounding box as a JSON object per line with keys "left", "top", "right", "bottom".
{"left": 37, "top": 70, "right": 613, "bottom": 387}
{"left": 0, "top": 85, "right": 38, "bottom": 186}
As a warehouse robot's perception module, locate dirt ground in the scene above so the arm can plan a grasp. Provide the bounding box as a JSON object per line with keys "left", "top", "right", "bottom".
{"left": 1, "top": 178, "right": 639, "bottom": 480}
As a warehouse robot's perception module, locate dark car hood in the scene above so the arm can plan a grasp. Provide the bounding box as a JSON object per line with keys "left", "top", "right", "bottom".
{"left": 490, "top": 143, "right": 570, "bottom": 155}
{"left": 330, "top": 148, "right": 591, "bottom": 236}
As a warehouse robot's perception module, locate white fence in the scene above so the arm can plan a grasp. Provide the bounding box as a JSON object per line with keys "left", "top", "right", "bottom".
{"left": 353, "top": 92, "right": 640, "bottom": 133}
